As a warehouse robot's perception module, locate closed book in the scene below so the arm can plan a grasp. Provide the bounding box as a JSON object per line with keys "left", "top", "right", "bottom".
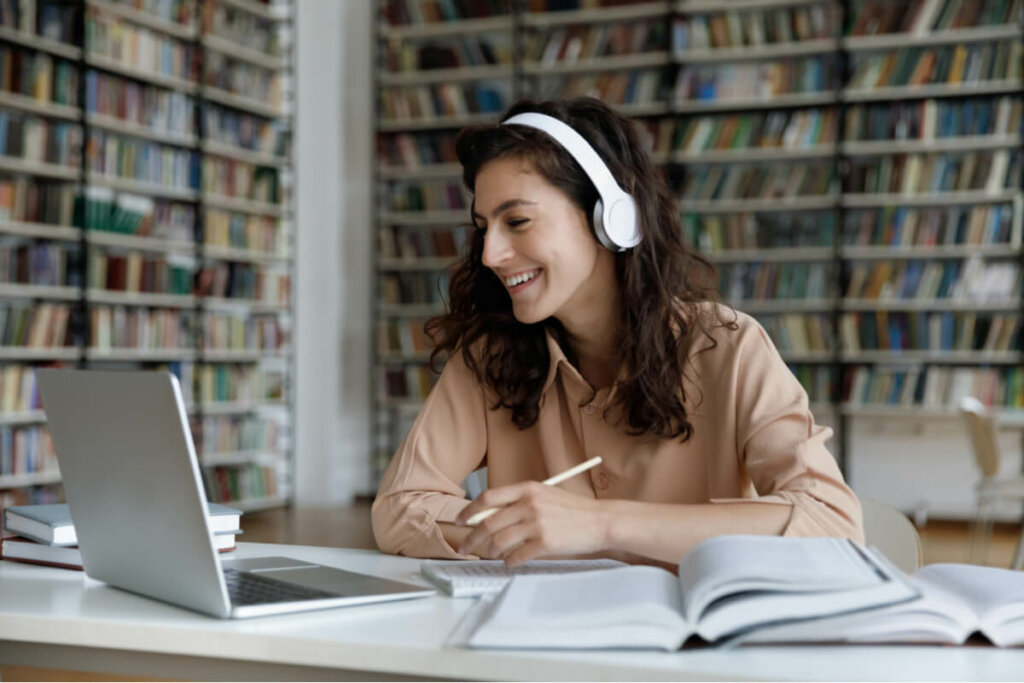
{"left": 1, "top": 532, "right": 240, "bottom": 571}
{"left": 3, "top": 502, "right": 242, "bottom": 546}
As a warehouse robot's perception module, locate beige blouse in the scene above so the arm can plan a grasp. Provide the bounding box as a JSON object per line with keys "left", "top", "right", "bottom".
{"left": 372, "top": 305, "right": 863, "bottom": 559}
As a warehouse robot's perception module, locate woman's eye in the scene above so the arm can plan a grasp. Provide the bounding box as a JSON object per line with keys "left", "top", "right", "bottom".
{"left": 508, "top": 219, "right": 528, "bottom": 228}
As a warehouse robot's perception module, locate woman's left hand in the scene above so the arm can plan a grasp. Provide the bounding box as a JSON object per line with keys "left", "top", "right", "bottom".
{"left": 455, "top": 482, "right": 610, "bottom": 566}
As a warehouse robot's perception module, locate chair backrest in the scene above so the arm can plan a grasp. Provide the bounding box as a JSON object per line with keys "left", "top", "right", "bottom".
{"left": 958, "top": 396, "right": 1001, "bottom": 479}
{"left": 464, "top": 467, "right": 488, "bottom": 500}
{"left": 861, "top": 498, "right": 922, "bottom": 574}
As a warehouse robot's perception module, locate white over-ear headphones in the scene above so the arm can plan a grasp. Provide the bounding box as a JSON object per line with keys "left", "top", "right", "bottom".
{"left": 503, "top": 112, "right": 641, "bottom": 251}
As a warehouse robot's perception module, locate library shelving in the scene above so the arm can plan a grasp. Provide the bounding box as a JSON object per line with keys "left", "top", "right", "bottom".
{"left": 372, "top": 0, "right": 1024, "bottom": 487}
{"left": 0, "top": 0, "right": 295, "bottom": 513}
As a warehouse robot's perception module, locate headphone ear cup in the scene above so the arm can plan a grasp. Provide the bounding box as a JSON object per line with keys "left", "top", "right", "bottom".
{"left": 592, "top": 199, "right": 614, "bottom": 251}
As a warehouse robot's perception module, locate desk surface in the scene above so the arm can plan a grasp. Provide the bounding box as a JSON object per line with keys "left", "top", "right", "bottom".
{"left": 1, "top": 542, "right": 1022, "bottom": 681}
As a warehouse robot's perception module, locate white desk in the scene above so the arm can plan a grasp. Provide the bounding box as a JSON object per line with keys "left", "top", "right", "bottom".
{"left": 1, "top": 542, "right": 1022, "bottom": 681}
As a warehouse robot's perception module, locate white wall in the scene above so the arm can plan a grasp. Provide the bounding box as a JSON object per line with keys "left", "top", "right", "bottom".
{"left": 294, "top": 0, "right": 373, "bottom": 505}
{"left": 848, "top": 418, "right": 1023, "bottom": 522}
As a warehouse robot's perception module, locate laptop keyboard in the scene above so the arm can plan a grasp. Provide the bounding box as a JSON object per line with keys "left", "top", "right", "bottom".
{"left": 223, "top": 568, "right": 337, "bottom": 606}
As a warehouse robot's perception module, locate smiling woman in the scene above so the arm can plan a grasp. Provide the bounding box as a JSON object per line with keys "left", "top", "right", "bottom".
{"left": 371, "top": 98, "right": 863, "bottom": 567}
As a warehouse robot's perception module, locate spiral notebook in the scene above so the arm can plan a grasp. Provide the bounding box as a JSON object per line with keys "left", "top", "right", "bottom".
{"left": 420, "top": 559, "right": 625, "bottom": 597}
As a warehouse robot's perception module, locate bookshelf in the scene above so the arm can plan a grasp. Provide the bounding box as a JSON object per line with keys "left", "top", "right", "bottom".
{"left": 372, "top": 0, "right": 1023, "bottom": 492}
{"left": 0, "top": 0, "right": 294, "bottom": 513}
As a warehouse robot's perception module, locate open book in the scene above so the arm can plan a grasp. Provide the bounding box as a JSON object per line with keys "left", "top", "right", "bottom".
{"left": 462, "top": 535, "right": 916, "bottom": 650}
{"left": 736, "top": 563, "right": 1024, "bottom": 647}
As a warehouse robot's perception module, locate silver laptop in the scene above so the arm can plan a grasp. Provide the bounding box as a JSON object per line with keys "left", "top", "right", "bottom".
{"left": 37, "top": 369, "right": 434, "bottom": 619}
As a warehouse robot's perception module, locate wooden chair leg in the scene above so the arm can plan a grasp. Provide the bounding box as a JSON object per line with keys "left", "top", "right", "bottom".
{"left": 970, "top": 498, "right": 993, "bottom": 565}
{"left": 1013, "top": 522, "right": 1024, "bottom": 571}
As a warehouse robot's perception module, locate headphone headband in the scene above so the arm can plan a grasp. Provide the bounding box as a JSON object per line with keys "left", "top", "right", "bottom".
{"left": 502, "top": 112, "right": 640, "bottom": 250}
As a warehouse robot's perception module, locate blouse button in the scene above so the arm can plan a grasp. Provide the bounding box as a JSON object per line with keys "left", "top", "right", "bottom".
{"left": 583, "top": 403, "right": 597, "bottom": 415}
{"left": 593, "top": 471, "right": 609, "bottom": 489}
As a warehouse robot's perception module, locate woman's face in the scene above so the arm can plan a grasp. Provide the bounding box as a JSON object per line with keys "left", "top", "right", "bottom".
{"left": 473, "top": 156, "right": 614, "bottom": 325}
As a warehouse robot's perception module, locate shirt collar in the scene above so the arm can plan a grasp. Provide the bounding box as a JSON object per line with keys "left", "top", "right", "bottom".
{"left": 541, "top": 327, "right": 627, "bottom": 406}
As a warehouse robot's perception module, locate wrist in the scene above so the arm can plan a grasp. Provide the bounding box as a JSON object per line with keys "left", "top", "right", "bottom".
{"left": 598, "top": 499, "right": 624, "bottom": 552}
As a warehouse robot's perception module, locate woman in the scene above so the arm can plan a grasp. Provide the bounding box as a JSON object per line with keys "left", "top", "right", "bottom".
{"left": 372, "top": 97, "right": 862, "bottom": 567}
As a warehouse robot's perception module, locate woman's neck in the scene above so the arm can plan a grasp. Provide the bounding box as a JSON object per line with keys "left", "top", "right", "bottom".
{"left": 557, "top": 294, "right": 623, "bottom": 390}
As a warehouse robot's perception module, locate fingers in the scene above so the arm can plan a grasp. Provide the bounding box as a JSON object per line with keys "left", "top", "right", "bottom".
{"left": 458, "top": 502, "right": 528, "bottom": 557}
{"left": 455, "top": 481, "right": 540, "bottom": 527}
{"left": 503, "top": 539, "right": 545, "bottom": 567}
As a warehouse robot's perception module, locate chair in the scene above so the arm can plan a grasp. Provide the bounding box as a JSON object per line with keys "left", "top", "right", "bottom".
{"left": 861, "top": 498, "right": 922, "bottom": 574}
{"left": 958, "top": 396, "right": 1024, "bottom": 569}
{"left": 464, "top": 467, "right": 488, "bottom": 501}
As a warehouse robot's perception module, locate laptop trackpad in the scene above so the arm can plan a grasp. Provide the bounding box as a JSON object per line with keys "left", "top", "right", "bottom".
{"left": 261, "top": 566, "right": 424, "bottom": 596}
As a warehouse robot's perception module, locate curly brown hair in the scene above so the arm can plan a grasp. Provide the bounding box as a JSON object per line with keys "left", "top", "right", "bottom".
{"left": 426, "top": 97, "right": 735, "bottom": 441}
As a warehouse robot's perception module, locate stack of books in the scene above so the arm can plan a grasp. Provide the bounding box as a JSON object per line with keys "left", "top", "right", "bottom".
{"left": 0, "top": 502, "right": 242, "bottom": 570}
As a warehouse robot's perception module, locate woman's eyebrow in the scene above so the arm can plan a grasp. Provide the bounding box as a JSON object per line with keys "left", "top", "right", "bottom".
{"left": 472, "top": 199, "right": 537, "bottom": 222}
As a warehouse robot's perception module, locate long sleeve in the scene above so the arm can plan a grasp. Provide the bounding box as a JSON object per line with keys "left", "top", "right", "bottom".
{"left": 371, "top": 351, "right": 489, "bottom": 558}
{"left": 724, "top": 315, "right": 864, "bottom": 542}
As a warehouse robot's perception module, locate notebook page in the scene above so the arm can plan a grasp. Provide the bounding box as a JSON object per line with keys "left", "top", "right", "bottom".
{"left": 421, "top": 559, "right": 624, "bottom": 597}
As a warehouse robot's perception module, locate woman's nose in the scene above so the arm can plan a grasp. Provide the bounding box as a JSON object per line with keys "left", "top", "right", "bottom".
{"left": 481, "top": 228, "right": 513, "bottom": 269}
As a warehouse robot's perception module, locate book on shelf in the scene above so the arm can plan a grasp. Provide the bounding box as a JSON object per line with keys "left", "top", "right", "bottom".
{"left": 87, "top": 129, "right": 201, "bottom": 191}
{"left": 3, "top": 501, "right": 243, "bottom": 546}
{"left": 382, "top": 0, "right": 509, "bottom": 25}
{"left": 685, "top": 211, "right": 835, "bottom": 253}
{"left": 0, "top": 45, "right": 78, "bottom": 106}
{"left": 458, "top": 535, "right": 915, "bottom": 650}
{"left": 204, "top": 105, "right": 290, "bottom": 158}
{"left": 760, "top": 313, "right": 833, "bottom": 354}
{"left": 0, "top": 363, "right": 44, "bottom": 413}
{"left": 848, "top": 42, "right": 1022, "bottom": 91}
{"left": 840, "top": 311, "right": 1021, "bottom": 353}
{"left": 843, "top": 366, "right": 1024, "bottom": 410}
{"left": 673, "top": 3, "right": 836, "bottom": 51}
{"left": 378, "top": 225, "right": 467, "bottom": 260}
{"left": 388, "top": 35, "right": 510, "bottom": 72}
{"left": 740, "top": 562, "right": 1024, "bottom": 647}
{"left": 85, "top": 9, "right": 198, "bottom": 82}
{"left": 378, "top": 130, "right": 459, "bottom": 169}
{"left": 0, "top": 110, "right": 81, "bottom": 166}
{"left": 847, "top": 150, "right": 1019, "bottom": 195}
{"left": 844, "top": 204, "right": 1015, "bottom": 248}
{"left": 679, "top": 162, "right": 835, "bottom": 202}
{"left": 848, "top": 0, "right": 1022, "bottom": 36}
{"left": 719, "top": 262, "right": 831, "bottom": 303}
{"left": 203, "top": 463, "right": 278, "bottom": 504}
{"left": 845, "top": 97, "right": 1022, "bottom": 142}
{"left": 0, "top": 528, "right": 240, "bottom": 571}
{"left": 527, "top": 21, "right": 667, "bottom": 66}
{"left": 85, "top": 71, "right": 195, "bottom": 140}
{"left": 0, "top": 425, "right": 57, "bottom": 478}
{"left": 0, "top": 302, "right": 72, "bottom": 348}
{"left": 538, "top": 69, "right": 666, "bottom": 108}
{"left": 674, "top": 57, "right": 836, "bottom": 103}
{"left": 377, "top": 318, "right": 434, "bottom": 355}
{"left": 386, "top": 179, "right": 467, "bottom": 212}
{"left": 0, "top": 178, "right": 76, "bottom": 226}
{"left": 674, "top": 109, "right": 838, "bottom": 156}
{"left": 379, "top": 82, "right": 510, "bottom": 122}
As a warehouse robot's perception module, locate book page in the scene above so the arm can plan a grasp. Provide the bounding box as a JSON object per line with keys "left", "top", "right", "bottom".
{"left": 736, "top": 568, "right": 975, "bottom": 646}
{"left": 918, "top": 564, "right": 1024, "bottom": 646}
{"left": 466, "top": 566, "right": 688, "bottom": 650}
{"left": 678, "top": 536, "right": 885, "bottom": 623}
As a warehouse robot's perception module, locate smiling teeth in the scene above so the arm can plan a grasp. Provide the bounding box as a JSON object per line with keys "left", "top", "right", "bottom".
{"left": 505, "top": 270, "right": 539, "bottom": 287}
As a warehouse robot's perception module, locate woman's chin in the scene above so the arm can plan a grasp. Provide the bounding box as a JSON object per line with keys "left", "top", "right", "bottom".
{"left": 510, "top": 300, "right": 548, "bottom": 325}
